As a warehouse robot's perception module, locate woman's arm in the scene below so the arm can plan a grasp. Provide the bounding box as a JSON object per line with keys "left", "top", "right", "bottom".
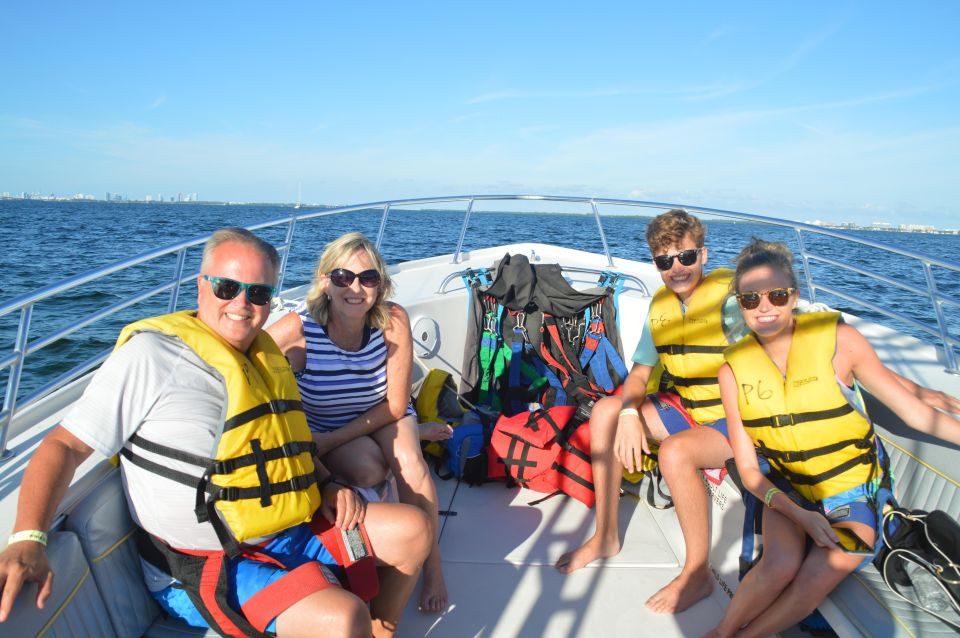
{"left": 839, "top": 323, "right": 960, "bottom": 445}
{"left": 720, "top": 364, "right": 765, "bottom": 498}
{"left": 313, "top": 303, "right": 414, "bottom": 454}
{"left": 264, "top": 312, "right": 307, "bottom": 373}
{"left": 886, "top": 368, "right": 960, "bottom": 415}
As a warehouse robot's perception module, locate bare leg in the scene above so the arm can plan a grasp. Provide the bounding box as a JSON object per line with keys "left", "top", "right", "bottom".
{"left": 363, "top": 501, "right": 432, "bottom": 638}
{"left": 555, "top": 395, "right": 667, "bottom": 573}
{"left": 646, "top": 425, "right": 733, "bottom": 614}
{"left": 322, "top": 436, "right": 390, "bottom": 488}
{"left": 371, "top": 416, "right": 448, "bottom": 613}
{"left": 736, "top": 543, "right": 865, "bottom": 638}
{"left": 705, "top": 506, "right": 807, "bottom": 637}
{"left": 275, "top": 587, "right": 371, "bottom": 638}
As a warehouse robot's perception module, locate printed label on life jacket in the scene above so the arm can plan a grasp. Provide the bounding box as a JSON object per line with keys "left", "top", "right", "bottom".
{"left": 740, "top": 380, "right": 773, "bottom": 404}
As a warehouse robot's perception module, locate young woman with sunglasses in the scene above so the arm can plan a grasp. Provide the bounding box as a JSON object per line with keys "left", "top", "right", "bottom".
{"left": 266, "top": 232, "right": 448, "bottom": 614}
{"left": 705, "top": 239, "right": 960, "bottom": 638}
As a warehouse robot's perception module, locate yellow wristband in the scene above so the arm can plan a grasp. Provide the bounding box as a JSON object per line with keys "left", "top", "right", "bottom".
{"left": 618, "top": 408, "right": 640, "bottom": 418}
{"left": 764, "top": 487, "right": 783, "bottom": 508}
{"left": 8, "top": 530, "right": 47, "bottom": 547}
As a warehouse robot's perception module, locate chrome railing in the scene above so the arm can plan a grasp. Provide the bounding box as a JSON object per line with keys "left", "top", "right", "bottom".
{"left": 1, "top": 195, "right": 958, "bottom": 461}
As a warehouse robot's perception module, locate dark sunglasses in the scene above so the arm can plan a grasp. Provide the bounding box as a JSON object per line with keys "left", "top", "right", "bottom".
{"left": 736, "top": 287, "right": 796, "bottom": 310}
{"left": 329, "top": 268, "right": 382, "bottom": 288}
{"left": 203, "top": 275, "right": 276, "bottom": 306}
{"left": 653, "top": 248, "right": 702, "bottom": 271}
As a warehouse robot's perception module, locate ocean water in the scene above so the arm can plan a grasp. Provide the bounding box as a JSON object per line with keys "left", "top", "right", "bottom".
{"left": 1, "top": 199, "right": 958, "bottom": 402}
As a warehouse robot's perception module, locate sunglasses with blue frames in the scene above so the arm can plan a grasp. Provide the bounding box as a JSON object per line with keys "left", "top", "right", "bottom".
{"left": 203, "top": 275, "right": 276, "bottom": 306}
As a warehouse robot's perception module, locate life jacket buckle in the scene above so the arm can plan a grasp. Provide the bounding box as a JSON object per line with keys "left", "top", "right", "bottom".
{"left": 773, "top": 414, "right": 795, "bottom": 427}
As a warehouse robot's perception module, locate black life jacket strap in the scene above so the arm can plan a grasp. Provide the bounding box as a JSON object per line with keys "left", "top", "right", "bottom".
{"left": 757, "top": 436, "right": 873, "bottom": 464}
{"left": 501, "top": 435, "right": 537, "bottom": 485}
{"left": 552, "top": 462, "right": 594, "bottom": 491}
{"left": 212, "top": 440, "right": 316, "bottom": 475}
{"left": 742, "top": 403, "right": 854, "bottom": 429}
{"left": 224, "top": 399, "right": 304, "bottom": 432}
{"left": 128, "top": 431, "right": 315, "bottom": 477}
{"left": 664, "top": 375, "right": 719, "bottom": 387}
{"left": 120, "top": 447, "right": 217, "bottom": 494}
{"left": 128, "top": 432, "right": 212, "bottom": 468}
{"left": 764, "top": 447, "right": 876, "bottom": 487}
{"left": 679, "top": 395, "right": 723, "bottom": 410}
{"left": 656, "top": 344, "right": 726, "bottom": 355}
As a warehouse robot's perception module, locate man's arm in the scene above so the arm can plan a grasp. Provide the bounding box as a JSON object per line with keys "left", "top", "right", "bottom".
{"left": 613, "top": 363, "right": 655, "bottom": 473}
{"left": 0, "top": 426, "right": 93, "bottom": 621}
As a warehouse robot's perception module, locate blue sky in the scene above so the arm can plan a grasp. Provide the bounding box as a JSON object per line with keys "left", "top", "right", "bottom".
{"left": 2, "top": 2, "right": 958, "bottom": 226}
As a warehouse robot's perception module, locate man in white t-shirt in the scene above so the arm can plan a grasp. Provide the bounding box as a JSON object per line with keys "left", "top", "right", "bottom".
{"left": 0, "top": 228, "right": 430, "bottom": 638}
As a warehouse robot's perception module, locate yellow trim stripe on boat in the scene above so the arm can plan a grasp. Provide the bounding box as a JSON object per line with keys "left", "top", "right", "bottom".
{"left": 852, "top": 572, "right": 916, "bottom": 638}
{"left": 878, "top": 434, "right": 960, "bottom": 490}
{"left": 92, "top": 527, "right": 135, "bottom": 563}
{"left": 36, "top": 566, "right": 91, "bottom": 638}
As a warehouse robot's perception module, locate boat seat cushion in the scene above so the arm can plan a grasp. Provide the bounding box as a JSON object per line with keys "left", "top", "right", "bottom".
{"left": 2, "top": 531, "right": 116, "bottom": 638}
{"left": 64, "top": 469, "right": 165, "bottom": 637}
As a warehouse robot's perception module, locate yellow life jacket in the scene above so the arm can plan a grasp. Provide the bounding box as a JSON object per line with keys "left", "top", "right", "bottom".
{"left": 648, "top": 268, "right": 733, "bottom": 424}
{"left": 115, "top": 311, "right": 321, "bottom": 553}
{"left": 724, "top": 312, "right": 878, "bottom": 503}
{"left": 415, "top": 369, "right": 464, "bottom": 458}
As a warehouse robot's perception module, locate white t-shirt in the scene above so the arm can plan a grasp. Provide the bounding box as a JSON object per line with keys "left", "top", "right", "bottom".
{"left": 62, "top": 331, "right": 228, "bottom": 551}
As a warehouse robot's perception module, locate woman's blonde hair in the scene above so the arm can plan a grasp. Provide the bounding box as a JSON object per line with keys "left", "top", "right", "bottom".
{"left": 305, "top": 232, "right": 395, "bottom": 329}
{"left": 733, "top": 238, "right": 799, "bottom": 292}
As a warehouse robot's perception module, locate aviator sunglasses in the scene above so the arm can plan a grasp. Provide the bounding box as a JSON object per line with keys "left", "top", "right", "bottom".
{"left": 328, "top": 268, "right": 382, "bottom": 288}
{"left": 736, "top": 287, "right": 796, "bottom": 310}
{"left": 653, "top": 248, "right": 702, "bottom": 271}
{"left": 203, "top": 275, "right": 276, "bottom": 306}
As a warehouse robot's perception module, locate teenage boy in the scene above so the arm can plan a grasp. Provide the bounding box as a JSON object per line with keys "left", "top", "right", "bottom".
{"left": 555, "top": 209, "right": 740, "bottom": 615}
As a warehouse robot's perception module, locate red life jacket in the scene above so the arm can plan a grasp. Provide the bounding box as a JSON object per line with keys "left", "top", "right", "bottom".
{"left": 490, "top": 406, "right": 595, "bottom": 508}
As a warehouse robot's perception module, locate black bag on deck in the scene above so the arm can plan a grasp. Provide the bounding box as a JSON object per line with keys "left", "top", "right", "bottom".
{"left": 459, "top": 253, "right": 626, "bottom": 413}
{"left": 875, "top": 507, "right": 960, "bottom": 630}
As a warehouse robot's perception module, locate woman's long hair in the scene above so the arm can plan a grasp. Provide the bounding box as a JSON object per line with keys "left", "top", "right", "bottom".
{"left": 304, "top": 232, "right": 395, "bottom": 329}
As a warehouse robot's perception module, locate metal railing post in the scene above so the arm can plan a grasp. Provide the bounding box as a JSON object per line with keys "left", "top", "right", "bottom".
{"left": 374, "top": 204, "right": 391, "bottom": 250}
{"left": 590, "top": 200, "right": 614, "bottom": 267}
{"left": 452, "top": 199, "right": 475, "bottom": 264}
{"left": 795, "top": 229, "right": 816, "bottom": 303}
{"left": 1, "top": 305, "right": 33, "bottom": 460}
{"left": 167, "top": 248, "right": 188, "bottom": 313}
{"left": 921, "top": 262, "right": 959, "bottom": 374}
{"left": 277, "top": 217, "right": 298, "bottom": 293}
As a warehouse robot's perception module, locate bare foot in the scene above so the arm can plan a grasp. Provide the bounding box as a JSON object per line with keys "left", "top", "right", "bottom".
{"left": 419, "top": 421, "right": 454, "bottom": 442}
{"left": 554, "top": 535, "right": 621, "bottom": 574}
{"left": 645, "top": 569, "right": 714, "bottom": 614}
{"left": 418, "top": 551, "right": 448, "bottom": 613}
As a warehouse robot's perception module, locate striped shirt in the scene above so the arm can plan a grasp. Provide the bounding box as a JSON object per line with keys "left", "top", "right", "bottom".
{"left": 297, "top": 309, "right": 413, "bottom": 432}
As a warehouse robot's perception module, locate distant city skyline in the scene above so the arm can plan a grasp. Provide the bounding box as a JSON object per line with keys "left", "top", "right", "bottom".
{"left": 4, "top": 190, "right": 956, "bottom": 234}
{"left": 2, "top": 3, "right": 958, "bottom": 228}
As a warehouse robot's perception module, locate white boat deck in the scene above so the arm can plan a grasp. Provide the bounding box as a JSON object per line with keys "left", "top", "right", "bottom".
{"left": 397, "top": 478, "right": 728, "bottom": 637}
